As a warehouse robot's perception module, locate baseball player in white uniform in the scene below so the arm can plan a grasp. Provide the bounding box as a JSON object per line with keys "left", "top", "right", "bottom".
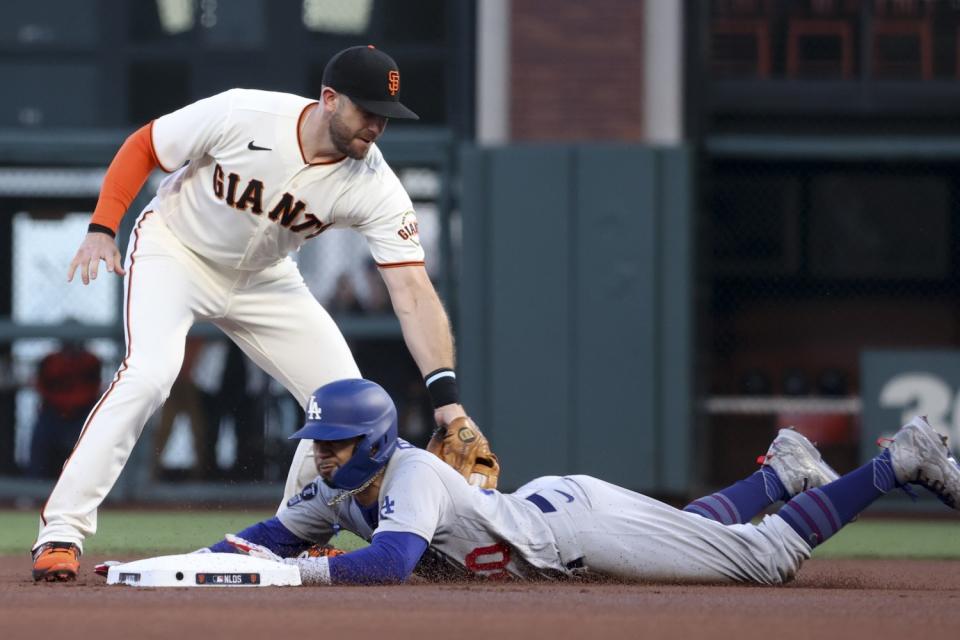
{"left": 217, "top": 379, "right": 960, "bottom": 585}
{"left": 32, "top": 46, "right": 473, "bottom": 582}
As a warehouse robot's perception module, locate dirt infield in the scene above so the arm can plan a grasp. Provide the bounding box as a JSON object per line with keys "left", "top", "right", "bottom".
{"left": 2, "top": 556, "right": 958, "bottom": 640}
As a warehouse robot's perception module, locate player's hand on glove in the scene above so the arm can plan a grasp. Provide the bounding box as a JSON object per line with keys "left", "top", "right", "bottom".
{"left": 68, "top": 231, "right": 126, "bottom": 285}
{"left": 225, "top": 533, "right": 282, "bottom": 562}
{"left": 427, "top": 415, "right": 500, "bottom": 490}
{"left": 433, "top": 403, "right": 467, "bottom": 429}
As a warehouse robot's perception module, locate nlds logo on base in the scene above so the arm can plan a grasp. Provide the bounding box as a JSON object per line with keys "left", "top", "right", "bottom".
{"left": 196, "top": 573, "right": 260, "bottom": 585}
{"left": 307, "top": 396, "right": 322, "bottom": 421}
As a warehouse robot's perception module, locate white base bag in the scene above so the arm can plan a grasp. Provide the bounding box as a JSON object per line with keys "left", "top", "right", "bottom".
{"left": 104, "top": 553, "right": 301, "bottom": 587}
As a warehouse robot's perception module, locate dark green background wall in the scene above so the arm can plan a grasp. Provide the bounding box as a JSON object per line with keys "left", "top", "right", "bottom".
{"left": 458, "top": 145, "right": 693, "bottom": 493}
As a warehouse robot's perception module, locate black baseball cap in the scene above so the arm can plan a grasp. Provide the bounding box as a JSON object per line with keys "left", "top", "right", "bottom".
{"left": 322, "top": 45, "right": 419, "bottom": 120}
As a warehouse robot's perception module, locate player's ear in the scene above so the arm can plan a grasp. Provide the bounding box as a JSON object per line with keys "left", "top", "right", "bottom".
{"left": 320, "top": 87, "right": 339, "bottom": 113}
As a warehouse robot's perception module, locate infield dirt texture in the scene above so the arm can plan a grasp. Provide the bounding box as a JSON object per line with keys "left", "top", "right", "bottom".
{"left": 2, "top": 555, "right": 959, "bottom": 640}
{"left": 3, "top": 512, "right": 958, "bottom": 638}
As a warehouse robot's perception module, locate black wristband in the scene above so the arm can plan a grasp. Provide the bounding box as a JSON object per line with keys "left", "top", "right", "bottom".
{"left": 88, "top": 223, "right": 116, "bottom": 238}
{"left": 424, "top": 368, "right": 459, "bottom": 408}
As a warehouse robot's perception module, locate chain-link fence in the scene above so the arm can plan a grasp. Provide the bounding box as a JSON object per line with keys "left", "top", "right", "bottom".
{"left": 701, "top": 152, "right": 960, "bottom": 482}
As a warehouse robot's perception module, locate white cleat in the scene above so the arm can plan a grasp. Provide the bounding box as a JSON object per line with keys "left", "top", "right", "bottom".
{"left": 759, "top": 428, "right": 840, "bottom": 498}
{"left": 886, "top": 416, "right": 960, "bottom": 510}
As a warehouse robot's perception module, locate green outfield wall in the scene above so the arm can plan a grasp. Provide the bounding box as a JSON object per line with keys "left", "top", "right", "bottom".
{"left": 458, "top": 145, "right": 694, "bottom": 493}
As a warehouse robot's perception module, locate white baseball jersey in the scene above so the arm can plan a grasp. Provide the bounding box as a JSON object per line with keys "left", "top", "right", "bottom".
{"left": 279, "top": 442, "right": 813, "bottom": 584}
{"left": 150, "top": 88, "right": 423, "bottom": 270}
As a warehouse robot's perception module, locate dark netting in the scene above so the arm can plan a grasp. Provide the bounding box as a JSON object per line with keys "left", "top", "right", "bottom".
{"left": 701, "top": 1, "right": 960, "bottom": 486}
{"left": 701, "top": 157, "right": 960, "bottom": 484}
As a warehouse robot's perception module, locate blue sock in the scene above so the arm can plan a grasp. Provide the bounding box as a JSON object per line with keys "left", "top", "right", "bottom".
{"left": 684, "top": 467, "right": 788, "bottom": 524}
{"left": 778, "top": 449, "right": 897, "bottom": 548}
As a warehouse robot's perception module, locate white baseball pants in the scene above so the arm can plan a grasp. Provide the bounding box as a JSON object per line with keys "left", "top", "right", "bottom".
{"left": 35, "top": 210, "right": 359, "bottom": 551}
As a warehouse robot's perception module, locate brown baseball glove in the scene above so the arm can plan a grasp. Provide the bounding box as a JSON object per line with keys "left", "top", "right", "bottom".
{"left": 427, "top": 416, "right": 500, "bottom": 490}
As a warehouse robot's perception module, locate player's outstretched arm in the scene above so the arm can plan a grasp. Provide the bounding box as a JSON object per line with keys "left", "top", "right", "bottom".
{"left": 378, "top": 264, "right": 466, "bottom": 425}
{"left": 68, "top": 122, "right": 165, "bottom": 285}
{"left": 67, "top": 232, "right": 125, "bottom": 285}
{"left": 294, "top": 531, "right": 428, "bottom": 585}
{"left": 223, "top": 523, "right": 428, "bottom": 586}
{"left": 379, "top": 264, "right": 500, "bottom": 489}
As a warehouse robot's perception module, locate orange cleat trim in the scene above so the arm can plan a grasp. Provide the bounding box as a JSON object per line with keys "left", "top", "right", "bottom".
{"left": 32, "top": 542, "right": 81, "bottom": 582}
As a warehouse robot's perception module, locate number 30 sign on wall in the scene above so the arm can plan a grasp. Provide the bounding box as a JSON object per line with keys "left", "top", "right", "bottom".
{"left": 861, "top": 350, "right": 960, "bottom": 464}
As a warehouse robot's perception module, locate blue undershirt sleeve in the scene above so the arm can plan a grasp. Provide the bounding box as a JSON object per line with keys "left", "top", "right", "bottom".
{"left": 208, "top": 517, "right": 313, "bottom": 558}
{"left": 328, "top": 531, "right": 428, "bottom": 584}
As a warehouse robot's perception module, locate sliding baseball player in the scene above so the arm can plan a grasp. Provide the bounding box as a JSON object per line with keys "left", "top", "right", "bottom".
{"left": 213, "top": 379, "right": 959, "bottom": 585}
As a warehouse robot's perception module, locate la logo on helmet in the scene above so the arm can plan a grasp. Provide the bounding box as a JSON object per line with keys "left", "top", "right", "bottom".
{"left": 307, "top": 396, "right": 322, "bottom": 421}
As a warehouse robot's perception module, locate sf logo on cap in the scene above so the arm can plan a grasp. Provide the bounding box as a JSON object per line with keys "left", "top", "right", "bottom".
{"left": 307, "top": 396, "right": 322, "bottom": 420}
{"left": 388, "top": 70, "right": 400, "bottom": 96}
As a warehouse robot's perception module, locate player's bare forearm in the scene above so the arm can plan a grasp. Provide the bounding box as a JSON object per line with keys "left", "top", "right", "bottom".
{"left": 379, "top": 265, "right": 466, "bottom": 423}
{"left": 67, "top": 232, "right": 126, "bottom": 285}
{"left": 380, "top": 265, "right": 454, "bottom": 373}
{"left": 397, "top": 295, "right": 455, "bottom": 374}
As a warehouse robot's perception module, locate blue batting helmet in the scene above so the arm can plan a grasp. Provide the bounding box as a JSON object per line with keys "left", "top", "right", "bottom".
{"left": 289, "top": 378, "right": 398, "bottom": 490}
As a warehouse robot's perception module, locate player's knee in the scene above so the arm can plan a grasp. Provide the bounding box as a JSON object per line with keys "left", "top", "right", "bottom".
{"left": 746, "top": 516, "right": 811, "bottom": 584}
{"left": 119, "top": 358, "right": 181, "bottom": 401}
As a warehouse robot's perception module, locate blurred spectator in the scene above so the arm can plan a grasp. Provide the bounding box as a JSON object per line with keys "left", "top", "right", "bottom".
{"left": 211, "top": 342, "right": 267, "bottom": 480}
{"left": 739, "top": 369, "right": 772, "bottom": 395}
{"left": 817, "top": 368, "right": 849, "bottom": 396}
{"left": 361, "top": 259, "right": 391, "bottom": 313}
{"left": 782, "top": 369, "right": 811, "bottom": 396}
{"left": 153, "top": 337, "right": 210, "bottom": 480}
{"left": 192, "top": 339, "right": 268, "bottom": 481}
{"left": 28, "top": 343, "right": 102, "bottom": 478}
{"left": 328, "top": 272, "right": 364, "bottom": 315}
{"left": 153, "top": 338, "right": 269, "bottom": 481}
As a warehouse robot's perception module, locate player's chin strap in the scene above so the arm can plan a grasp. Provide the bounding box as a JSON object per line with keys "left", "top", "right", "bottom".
{"left": 326, "top": 468, "right": 385, "bottom": 507}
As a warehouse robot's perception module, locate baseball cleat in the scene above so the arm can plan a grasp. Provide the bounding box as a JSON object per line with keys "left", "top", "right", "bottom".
{"left": 32, "top": 542, "right": 81, "bottom": 582}
{"left": 884, "top": 416, "right": 960, "bottom": 509}
{"left": 758, "top": 428, "right": 840, "bottom": 498}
